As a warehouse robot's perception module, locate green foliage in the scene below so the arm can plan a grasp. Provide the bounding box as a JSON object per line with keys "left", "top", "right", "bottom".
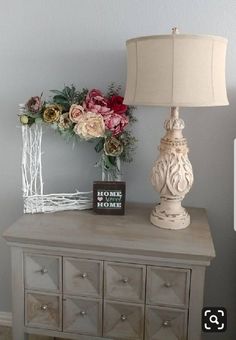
{"left": 51, "top": 85, "right": 77, "bottom": 106}
{"left": 106, "top": 83, "right": 122, "bottom": 97}
{"left": 95, "top": 138, "right": 105, "bottom": 153}
{"left": 76, "top": 88, "right": 89, "bottom": 104}
{"left": 119, "top": 130, "right": 138, "bottom": 163}
{"left": 51, "top": 85, "right": 88, "bottom": 111}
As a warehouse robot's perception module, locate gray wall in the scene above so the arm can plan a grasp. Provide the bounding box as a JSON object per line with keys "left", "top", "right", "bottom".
{"left": 0, "top": 0, "right": 236, "bottom": 338}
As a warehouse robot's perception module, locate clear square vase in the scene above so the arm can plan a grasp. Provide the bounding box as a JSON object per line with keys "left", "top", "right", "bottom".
{"left": 101, "top": 156, "right": 121, "bottom": 182}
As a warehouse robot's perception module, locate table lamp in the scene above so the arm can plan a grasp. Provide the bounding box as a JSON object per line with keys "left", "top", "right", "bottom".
{"left": 124, "top": 28, "right": 228, "bottom": 229}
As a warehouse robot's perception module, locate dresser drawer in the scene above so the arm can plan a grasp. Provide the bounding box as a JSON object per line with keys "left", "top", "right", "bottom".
{"left": 63, "top": 257, "right": 103, "bottom": 297}
{"left": 63, "top": 296, "right": 102, "bottom": 336}
{"left": 103, "top": 300, "right": 144, "bottom": 340}
{"left": 104, "top": 262, "right": 146, "bottom": 303}
{"left": 25, "top": 291, "right": 61, "bottom": 331}
{"left": 24, "top": 253, "right": 61, "bottom": 292}
{"left": 147, "top": 266, "right": 190, "bottom": 308}
{"left": 145, "top": 306, "right": 188, "bottom": 340}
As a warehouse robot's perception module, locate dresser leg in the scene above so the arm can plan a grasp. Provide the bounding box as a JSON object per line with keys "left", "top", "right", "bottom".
{"left": 11, "top": 247, "right": 27, "bottom": 340}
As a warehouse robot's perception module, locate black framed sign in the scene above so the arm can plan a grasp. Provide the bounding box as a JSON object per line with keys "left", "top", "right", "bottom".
{"left": 93, "top": 181, "right": 126, "bottom": 215}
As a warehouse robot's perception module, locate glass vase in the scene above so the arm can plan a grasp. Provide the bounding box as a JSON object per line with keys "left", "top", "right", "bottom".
{"left": 101, "top": 156, "right": 121, "bottom": 181}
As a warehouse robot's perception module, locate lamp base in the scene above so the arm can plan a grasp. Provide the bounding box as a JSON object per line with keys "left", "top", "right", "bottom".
{"left": 150, "top": 203, "right": 190, "bottom": 230}
{"left": 150, "top": 107, "right": 194, "bottom": 230}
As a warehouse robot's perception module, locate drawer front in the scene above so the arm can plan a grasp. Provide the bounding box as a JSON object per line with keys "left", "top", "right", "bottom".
{"left": 145, "top": 306, "right": 188, "bottom": 340}
{"left": 104, "top": 262, "right": 146, "bottom": 303}
{"left": 103, "top": 300, "right": 144, "bottom": 340}
{"left": 25, "top": 292, "right": 61, "bottom": 331}
{"left": 63, "top": 257, "right": 103, "bottom": 297}
{"left": 63, "top": 296, "right": 102, "bottom": 336}
{"left": 24, "top": 254, "right": 61, "bottom": 292}
{"left": 147, "top": 266, "right": 190, "bottom": 308}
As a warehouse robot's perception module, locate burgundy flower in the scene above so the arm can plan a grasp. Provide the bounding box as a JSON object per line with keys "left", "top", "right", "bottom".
{"left": 107, "top": 95, "right": 127, "bottom": 114}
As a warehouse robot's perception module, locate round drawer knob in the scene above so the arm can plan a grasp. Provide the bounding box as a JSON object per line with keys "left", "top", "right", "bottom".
{"left": 120, "top": 314, "right": 127, "bottom": 321}
{"left": 164, "top": 282, "right": 172, "bottom": 288}
{"left": 163, "top": 320, "right": 171, "bottom": 327}
{"left": 40, "top": 267, "right": 48, "bottom": 274}
{"left": 122, "top": 277, "right": 129, "bottom": 284}
{"left": 80, "top": 310, "right": 87, "bottom": 317}
{"left": 40, "top": 304, "right": 48, "bottom": 312}
{"left": 81, "top": 272, "right": 88, "bottom": 279}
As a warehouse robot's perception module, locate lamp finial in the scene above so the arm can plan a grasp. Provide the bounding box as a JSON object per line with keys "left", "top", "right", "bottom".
{"left": 172, "top": 27, "right": 179, "bottom": 35}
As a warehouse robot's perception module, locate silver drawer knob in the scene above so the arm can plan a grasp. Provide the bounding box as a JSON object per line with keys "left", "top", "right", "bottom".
{"left": 40, "top": 304, "right": 48, "bottom": 312}
{"left": 80, "top": 310, "right": 87, "bottom": 317}
{"left": 164, "top": 282, "right": 172, "bottom": 288}
{"left": 120, "top": 314, "right": 127, "bottom": 321}
{"left": 40, "top": 267, "right": 48, "bottom": 274}
{"left": 81, "top": 272, "right": 88, "bottom": 279}
{"left": 163, "top": 320, "right": 171, "bottom": 327}
{"left": 122, "top": 277, "right": 129, "bottom": 284}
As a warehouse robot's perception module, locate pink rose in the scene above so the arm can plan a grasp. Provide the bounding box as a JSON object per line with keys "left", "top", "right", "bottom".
{"left": 25, "top": 96, "right": 42, "bottom": 113}
{"left": 84, "top": 89, "right": 113, "bottom": 115}
{"left": 69, "top": 104, "right": 84, "bottom": 123}
{"left": 104, "top": 113, "right": 129, "bottom": 135}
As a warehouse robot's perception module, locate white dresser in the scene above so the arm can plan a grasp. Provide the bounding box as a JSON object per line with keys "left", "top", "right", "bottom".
{"left": 3, "top": 203, "right": 215, "bottom": 340}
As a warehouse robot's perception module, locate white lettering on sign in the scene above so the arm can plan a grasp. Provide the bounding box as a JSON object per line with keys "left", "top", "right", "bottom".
{"left": 97, "top": 202, "right": 122, "bottom": 208}
{"left": 97, "top": 189, "right": 123, "bottom": 209}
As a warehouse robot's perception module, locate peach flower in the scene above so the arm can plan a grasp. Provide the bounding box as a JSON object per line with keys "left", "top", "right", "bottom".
{"left": 69, "top": 104, "right": 84, "bottom": 123}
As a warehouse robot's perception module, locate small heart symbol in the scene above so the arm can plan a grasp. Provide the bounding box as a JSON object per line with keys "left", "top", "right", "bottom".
{"left": 97, "top": 197, "right": 103, "bottom": 202}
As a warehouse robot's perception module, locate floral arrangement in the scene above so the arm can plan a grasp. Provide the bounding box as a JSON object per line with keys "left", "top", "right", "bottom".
{"left": 19, "top": 84, "right": 136, "bottom": 178}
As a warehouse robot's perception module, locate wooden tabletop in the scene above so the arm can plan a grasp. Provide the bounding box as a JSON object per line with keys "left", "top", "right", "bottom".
{"left": 3, "top": 203, "right": 215, "bottom": 263}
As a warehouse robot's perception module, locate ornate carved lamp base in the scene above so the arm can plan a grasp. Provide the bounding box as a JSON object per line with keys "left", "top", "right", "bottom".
{"left": 150, "top": 201, "right": 190, "bottom": 230}
{"left": 151, "top": 107, "right": 194, "bottom": 230}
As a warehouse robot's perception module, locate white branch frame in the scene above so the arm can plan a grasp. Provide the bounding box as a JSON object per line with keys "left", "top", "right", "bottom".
{"left": 21, "top": 123, "right": 92, "bottom": 214}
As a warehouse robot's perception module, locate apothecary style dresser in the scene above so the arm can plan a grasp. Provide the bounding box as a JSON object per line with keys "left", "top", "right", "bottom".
{"left": 3, "top": 203, "right": 215, "bottom": 340}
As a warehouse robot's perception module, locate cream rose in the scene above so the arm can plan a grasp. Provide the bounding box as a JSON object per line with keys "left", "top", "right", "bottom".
{"left": 69, "top": 104, "right": 84, "bottom": 123}
{"left": 74, "top": 112, "right": 105, "bottom": 140}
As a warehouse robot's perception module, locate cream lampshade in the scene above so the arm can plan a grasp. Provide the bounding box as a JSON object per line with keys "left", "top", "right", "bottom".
{"left": 124, "top": 29, "right": 228, "bottom": 229}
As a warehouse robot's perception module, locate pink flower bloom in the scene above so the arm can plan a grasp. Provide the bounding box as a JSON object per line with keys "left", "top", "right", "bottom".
{"left": 84, "top": 89, "right": 113, "bottom": 115}
{"left": 104, "top": 113, "right": 129, "bottom": 136}
{"left": 69, "top": 104, "right": 84, "bottom": 123}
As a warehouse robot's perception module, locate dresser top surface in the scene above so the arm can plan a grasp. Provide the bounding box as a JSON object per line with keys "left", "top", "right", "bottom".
{"left": 3, "top": 203, "right": 215, "bottom": 261}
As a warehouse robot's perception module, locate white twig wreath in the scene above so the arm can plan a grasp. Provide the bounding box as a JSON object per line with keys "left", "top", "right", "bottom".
{"left": 19, "top": 85, "right": 136, "bottom": 213}
{"left": 21, "top": 123, "right": 92, "bottom": 213}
